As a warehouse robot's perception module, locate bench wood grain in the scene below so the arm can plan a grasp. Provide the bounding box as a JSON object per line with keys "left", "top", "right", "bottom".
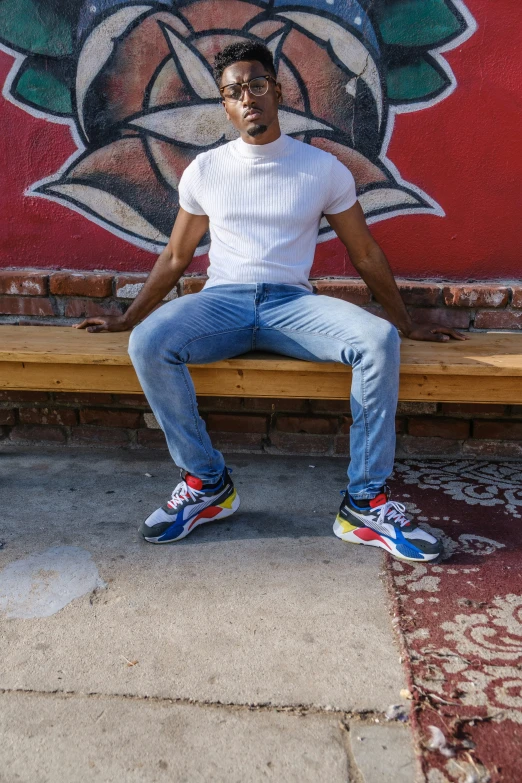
{"left": 0, "top": 326, "right": 521, "bottom": 403}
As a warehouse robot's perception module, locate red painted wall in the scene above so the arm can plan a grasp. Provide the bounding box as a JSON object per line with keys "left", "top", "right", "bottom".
{"left": 0, "top": 0, "right": 520, "bottom": 280}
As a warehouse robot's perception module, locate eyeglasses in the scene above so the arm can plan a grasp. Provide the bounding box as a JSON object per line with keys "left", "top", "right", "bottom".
{"left": 220, "top": 75, "right": 277, "bottom": 102}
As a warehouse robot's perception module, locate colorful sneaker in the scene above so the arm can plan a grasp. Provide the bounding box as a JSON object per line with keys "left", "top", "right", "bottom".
{"left": 333, "top": 489, "right": 443, "bottom": 563}
{"left": 139, "top": 468, "right": 239, "bottom": 544}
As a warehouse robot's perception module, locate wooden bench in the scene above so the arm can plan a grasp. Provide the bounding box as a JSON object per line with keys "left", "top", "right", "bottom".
{"left": 0, "top": 326, "right": 521, "bottom": 403}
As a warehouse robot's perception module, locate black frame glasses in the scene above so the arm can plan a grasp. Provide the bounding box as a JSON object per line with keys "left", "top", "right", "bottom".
{"left": 220, "top": 75, "right": 277, "bottom": 101}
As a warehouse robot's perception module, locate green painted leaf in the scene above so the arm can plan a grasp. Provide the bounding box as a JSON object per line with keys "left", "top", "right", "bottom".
{"left": 387, "top": 58, "right": 448, "bottom": 101}
{"left": 378, "top": 0, "right": 461, "bottom": 47}
{"left": 15, "top": 65, "right": 72, "bottom": 115}
{"left": 0, "top": 0, "right": 74, "bottom": 56}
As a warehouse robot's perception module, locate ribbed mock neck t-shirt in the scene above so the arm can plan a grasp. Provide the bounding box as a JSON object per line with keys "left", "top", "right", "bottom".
{"left": 178, "top": 134, "right": 357, "bottom": 291}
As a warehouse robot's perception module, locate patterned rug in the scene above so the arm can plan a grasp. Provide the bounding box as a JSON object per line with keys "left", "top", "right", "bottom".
{"left": 386, "top": 460, "right": 522, "bottom": 783}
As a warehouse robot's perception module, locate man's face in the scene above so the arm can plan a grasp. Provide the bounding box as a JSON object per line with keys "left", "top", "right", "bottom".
{"left": 220, "top": 60, "right": 282, "bottom": 139}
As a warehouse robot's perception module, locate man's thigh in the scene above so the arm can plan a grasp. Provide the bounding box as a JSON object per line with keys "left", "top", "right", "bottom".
{"left": 257, "top": 292, "right": 398, "bottom": 364}
{"left": 129, "top": 285, "right": 255, "bottom": 365}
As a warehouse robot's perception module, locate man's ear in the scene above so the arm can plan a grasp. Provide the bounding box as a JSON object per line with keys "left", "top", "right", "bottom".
{"left": 222, "top": 99, "right": 230, "bottom": 120}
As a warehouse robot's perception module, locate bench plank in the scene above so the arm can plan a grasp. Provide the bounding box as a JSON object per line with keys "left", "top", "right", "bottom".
{"left": 2, "top": 360, "right": 522, "bottom": 403}
{"left": 1, "top": 326, "right": 522, "bottom": 374}
{"left": 0, "top": 326, "right": 521, "bottom": 403}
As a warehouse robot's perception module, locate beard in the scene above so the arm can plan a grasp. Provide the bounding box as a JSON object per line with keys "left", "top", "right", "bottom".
{"left": 246, "top": 123, "right": 268, "bottom": 138}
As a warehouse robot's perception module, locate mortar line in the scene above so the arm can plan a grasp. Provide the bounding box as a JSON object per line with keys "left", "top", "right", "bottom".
{"left": 0, "top": 686, "right": 401, "bottom": 724}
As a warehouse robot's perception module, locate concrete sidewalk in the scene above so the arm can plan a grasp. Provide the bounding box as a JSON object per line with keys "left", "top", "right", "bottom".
{"left": 0, "top": 448, "right": 416, "bottom": 782}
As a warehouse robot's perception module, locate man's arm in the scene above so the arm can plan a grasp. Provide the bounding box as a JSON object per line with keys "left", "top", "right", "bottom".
{"left": 74, "top": 208, "right": 209, "bottom": 332}
{"left": 325, "top": 203, "right": 468, "bottom": 342}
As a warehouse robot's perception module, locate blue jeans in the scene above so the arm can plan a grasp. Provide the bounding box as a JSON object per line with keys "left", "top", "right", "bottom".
{"left": 128, "top": 284, "right": 400, "bottom": 498}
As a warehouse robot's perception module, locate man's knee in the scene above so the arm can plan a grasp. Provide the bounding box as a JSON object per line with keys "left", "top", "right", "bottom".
{"left": 128, "top": 320, "right": 181, "bottom": 367}
{"left": 128, "top": 323, "right": 150, "bottom": 365}
{"left": 364, "top": 318, "right": 400, "bottom": 362}
{"left": 381, "top": 319, "right": 400, "bottom": 347}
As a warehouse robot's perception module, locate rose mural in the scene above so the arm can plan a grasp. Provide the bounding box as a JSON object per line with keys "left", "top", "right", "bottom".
{"left": 0, "top": 0, "right": 475, "bottom": 254}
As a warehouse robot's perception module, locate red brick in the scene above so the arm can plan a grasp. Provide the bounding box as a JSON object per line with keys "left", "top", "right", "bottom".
{"left": 309, "top": 399, "right": 350, "bottom": 414}
{"left": 0, "top": 409, "right": 16, "bottom": 425}
{"left": 334, "top": 435, "right": 350, "bottom": 455}
{"left": 114, "top": 274, "right": 148, "bottom": 299}
{"left": 443, "top": 285, "right": 509, "bottom": 308}
{"left": 314, "top": 279, "right": 371, "bottom": 305}
{"left": 210, "top": 432, "right": 264, "bottom": 451}
{"left": 0, "top": 296, "right": 54, "bottom": 316}
{"left": 362, "top": 305, "right": 393, "bottom": 322}
{"left": 473, "top": 420, "right": 522, "bottom": 440}
{"left": 19, "top": 407, "right": 77, "bottom": 426}
{"left": 511, "top": 287, "right": 522, "bottom": 309}
{"left": 64, "top": 299, "right": 123, "bottom": 318}
{"left": 50, "top": 272, "right": 113, "bottom": 298}
{"left": 10, "top": 424, "right": 66, "bottom": 443}
{"left": 396, "top": 281, "right": 441, "bottom": 307}
{"left": 269, "top": 432, "right": 332, "bottom": 454}
{"left": 54, "top": 392, "right": 113, "bottom": 405}
{"left": 340, "top": 416, "right": 353, "bottom": 434}
{"left": 0, "top": 270, "right": 48, "bottom": 296}
{"left": 396, "top": 402, "right": 438, "bottom": 415}
{"left": 137, "top": 429, "right": 168, "bottom": 448}
{"left": 197, "top": 396, "right": 244, "bottom": 412}
{"left": 474, "top": 311, "right": 522, "bottom": 329}
{"left": 276, "top": 415, "right": 339, "bottom": 434}
{"left": 113, "top": 394, "right": 150, "bottom": 408}
{"left": 408, "top": 417, "right": 470, "bottom": 439}
{"left": 441, "top": 403, "right": 507, "bottom": 417}
{"left": 0, "top": 391, "right": 49, "bottom": 403}
{"left": 80, "top": 408, "right": 141, "bottom": 428}
{"left": 242, "top": 397, "right": 309, "bottom": 413}
{"left": 71, "top": 426, "right": 131, "bottom": 446}
{"left": 462, "top": 439, "right": 522, "bottom": 458}
{"left": 409, "top": 308, "right": 470, "bottom": 329}
{"left": 396, "top": 435, "right": 462, "bottom": 457}
{"left": 181, "top": 277, "right": 207, "bottom": 295}
{"left": 395, "top": 418, "right": 406, "bottom": 434}
{"left": 207, "top": 413, "right": 267, "bottom": 433}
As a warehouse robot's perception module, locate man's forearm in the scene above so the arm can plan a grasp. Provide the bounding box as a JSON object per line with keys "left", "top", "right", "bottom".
{"left": 122, "top": 247, "right": 191, "bottom": 327}
{"left": 353, "top": 246, "right": 413, "bottom": 335}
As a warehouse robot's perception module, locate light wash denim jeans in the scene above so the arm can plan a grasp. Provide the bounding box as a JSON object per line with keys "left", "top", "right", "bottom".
{"left": 128, "top": 283, "right": 400, "bottom": 498}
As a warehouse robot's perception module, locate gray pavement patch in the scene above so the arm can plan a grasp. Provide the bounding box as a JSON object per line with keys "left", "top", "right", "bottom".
{"left": 349, "top": 722, "right": 418, "bottom": 783}
{"left": 0, "top": 449, "right": 407, "bottom": 713}
{"left": 0, "top": 690, "right": 350, "bottom": 783}
{"left": 0, "top": 546, "right": 106, "bottom": 619}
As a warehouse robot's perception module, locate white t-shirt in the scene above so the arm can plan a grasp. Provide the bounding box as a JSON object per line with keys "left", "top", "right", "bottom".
{"left": 178, "top": 134, "right": 357, "bottom": 291}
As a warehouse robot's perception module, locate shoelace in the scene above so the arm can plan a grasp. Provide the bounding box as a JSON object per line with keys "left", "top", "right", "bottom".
{"left": 376, "top": 500, "right": 411, "bottom": 528}
{"left": 167, "top": 480, "right": 203, "bottom": 510}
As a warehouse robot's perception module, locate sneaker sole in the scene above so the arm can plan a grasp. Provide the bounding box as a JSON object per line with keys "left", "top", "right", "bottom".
{"left": 333, "top": 518, "right": 441, "bottom": 563}
{"left": 142, "top": 491, "right": 240, "bottom": 544}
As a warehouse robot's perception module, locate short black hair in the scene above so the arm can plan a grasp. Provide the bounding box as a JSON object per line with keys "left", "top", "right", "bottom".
{"left": 213, "top": 41, "right": 276, "bottom": 84}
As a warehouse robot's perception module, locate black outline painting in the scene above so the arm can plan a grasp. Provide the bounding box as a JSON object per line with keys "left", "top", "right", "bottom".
{"left": 0, "top": 0, "right": 476, "bottom": 254}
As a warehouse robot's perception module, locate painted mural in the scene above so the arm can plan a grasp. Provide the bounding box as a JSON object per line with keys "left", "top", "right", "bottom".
{"left": 0, "top": 0, "right": 475, "bottom": 255}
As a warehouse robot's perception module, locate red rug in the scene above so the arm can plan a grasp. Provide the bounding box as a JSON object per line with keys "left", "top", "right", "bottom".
{"left": 386, "top": 460, "right": 522, "bottom": 783}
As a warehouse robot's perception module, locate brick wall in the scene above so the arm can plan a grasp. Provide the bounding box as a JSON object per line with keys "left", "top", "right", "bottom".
{"left": 1, "top": 269, "right": 521, "bottom": 458}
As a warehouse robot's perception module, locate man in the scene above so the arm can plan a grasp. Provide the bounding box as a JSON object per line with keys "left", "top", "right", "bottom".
{"left": 76, "top": 41, "right": 466, "bottom": 562}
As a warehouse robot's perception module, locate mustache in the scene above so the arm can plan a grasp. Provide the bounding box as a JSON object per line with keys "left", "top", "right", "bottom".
{"left": 243, "top": 108, "right": 262, "bottom": 118}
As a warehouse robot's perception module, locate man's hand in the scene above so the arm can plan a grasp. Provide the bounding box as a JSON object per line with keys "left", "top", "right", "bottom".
{"left": 73, "top": 315, "right": 131, "bottom": 333}
{"left": 403, "top": 323, "right": 469, "bottom": 342}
